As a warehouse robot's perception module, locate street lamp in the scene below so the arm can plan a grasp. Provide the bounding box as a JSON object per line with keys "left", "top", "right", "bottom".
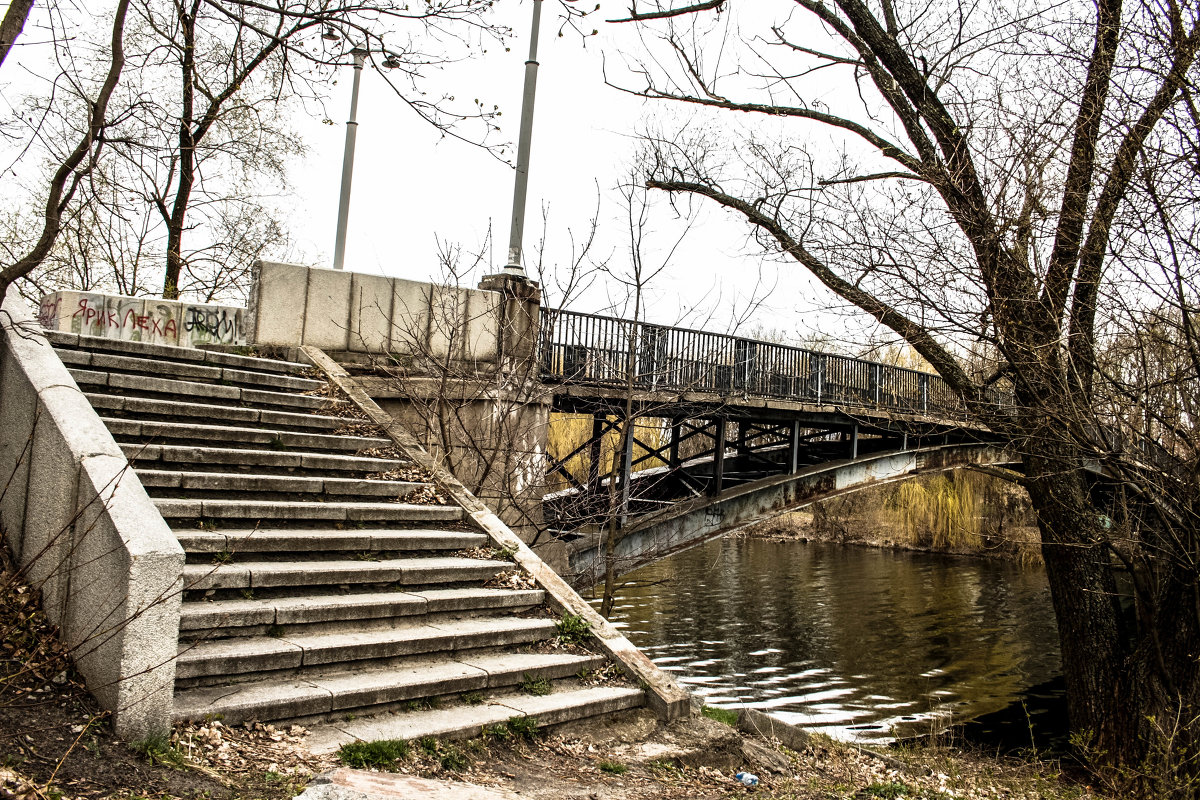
{"left": 332, "top": 46, "right": 368, "bottom": 271}
{"left": 502, "top": 0, "right": 545, "bottom": 278}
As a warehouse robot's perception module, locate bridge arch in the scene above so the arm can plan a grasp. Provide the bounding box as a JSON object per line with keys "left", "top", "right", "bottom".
{"left": 564, "top": 443, "right": 1021, "bottom": 587}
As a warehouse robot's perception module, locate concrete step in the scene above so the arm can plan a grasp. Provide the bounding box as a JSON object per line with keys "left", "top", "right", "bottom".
{"left": 160, "top": 498, "right": 460, "bottom": 524}
{"left": 85, "top": 393, "right": 350, "bottom": 432}
{"left": 183, "top": 556, "right": 504, "bottom": 591}
{"left": 175, "top": 617, "right": 559, "bottom": 680}
{"left": 67, "top": 368, "right": 344, "bottom": 412}
{"left": 173, "top": 652, "right": 609, "bottom": 724}
{"left": 139, "top": 470, "right": 424, "bottom": 499}
{"left": 102, "top": 420, "right": 387, "bottom": 453}
{"left": 55, "top": 348, "right": 323, "bottom": 393}
{"left": 48, "top": 331, "right": 312, "bottom": 376}
{"left": 124, "top": 444, "right": 406, "bottom": 474}
{"left": 177, "top": 528, "right": 487, "bottom": 554}
{"left": 179, "top": 587, "right": 545, "bottom": 633}
{"left": 304, "top": 685, "right": 646, "bottom": 753}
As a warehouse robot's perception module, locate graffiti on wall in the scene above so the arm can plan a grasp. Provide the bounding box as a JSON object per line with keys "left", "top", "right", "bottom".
{"left": 38, "top": 291, "right": 246, "bottom": 348}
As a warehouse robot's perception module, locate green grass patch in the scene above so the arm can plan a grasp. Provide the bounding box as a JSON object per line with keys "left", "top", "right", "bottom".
{"left": 506, "top": 715, "right": 540, "bottom": 740}
{"left": 555, "top": 612, "right": 591, "bottom": 645}
{"left": 483, "top": 723, "right": 511, "bottom": 740}
{"left": 462, "top": 691, "right": 485, "bottom": 705}
{"left": 128, "top": 734, "right": 187, "bottom": 769}
{"left": 598, "top": 760, "right": 628, "bottom": 775}
{"left": 701, "top": 705, "right": 739, "bottom": 727}
{"left": 439, "top": 743, "right": 469, "bottom": 772}
{"left": 860, "top": 783, "right": 917, "bottom": 798}
{"left": 519, "top": 672, "right": 552, "bottom": 696}
{"left": 337, "top": 739, "right": 410, "bottom": 769}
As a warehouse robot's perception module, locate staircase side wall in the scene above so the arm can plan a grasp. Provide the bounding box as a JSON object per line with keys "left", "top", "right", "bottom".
{"left": 0, "top": 291, "right": 184, "bottom": 739}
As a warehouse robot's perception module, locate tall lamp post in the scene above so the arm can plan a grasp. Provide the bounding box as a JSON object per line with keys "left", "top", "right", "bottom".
{"left": 332, "top": 47, "right": 368, "bottom": 271}
{"left": 502, "top": 0, "right": 545, "bottom": 278}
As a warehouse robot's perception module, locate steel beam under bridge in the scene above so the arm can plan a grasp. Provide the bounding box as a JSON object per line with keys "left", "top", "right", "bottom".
{"left": 561, "top": 443, "right": 1020, "bottom": 589}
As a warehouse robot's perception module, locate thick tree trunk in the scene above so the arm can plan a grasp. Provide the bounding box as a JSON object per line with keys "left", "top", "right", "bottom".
{"left": 1026, "top": 442, "right": 1200, "bottom": 793}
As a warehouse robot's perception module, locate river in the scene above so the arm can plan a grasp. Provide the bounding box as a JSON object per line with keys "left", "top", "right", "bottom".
{"left": 593, "top": 537, "right": 1063, "bottom": 745}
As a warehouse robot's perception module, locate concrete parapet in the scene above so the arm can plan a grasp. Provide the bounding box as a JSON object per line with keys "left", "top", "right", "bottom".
{"left": 247, "top": 262, "right": 518, "bottom": 366}
{"left": 1, "top": 290, "right": 184, "bottom": 738}
{"left": 37, "top": 290, "right": 246, "bottom": 348}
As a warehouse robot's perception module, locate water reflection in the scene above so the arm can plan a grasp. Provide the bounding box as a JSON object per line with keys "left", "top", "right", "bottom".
{"left": 594, "top": 538, "right": 1061, "bottom": 742}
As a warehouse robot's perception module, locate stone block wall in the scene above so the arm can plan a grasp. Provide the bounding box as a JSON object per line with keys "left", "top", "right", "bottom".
{"left": 247, "top": 261, "right": 503, "bottom": 365}
{"left": 38, "top": 290, "right": 247, "bottom": 348}
{"left": 1, "top": 290, "right": 184, "bottom": 738}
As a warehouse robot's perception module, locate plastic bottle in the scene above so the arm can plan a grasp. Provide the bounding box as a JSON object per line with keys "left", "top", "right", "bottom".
{"left": 735, "top": 771, "right": 759, "bottom": 787}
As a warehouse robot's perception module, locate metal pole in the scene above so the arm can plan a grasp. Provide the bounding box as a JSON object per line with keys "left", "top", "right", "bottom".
{"left": 503, "top": 0, "right": 544, "bottom": 276}
{"left": 332, "top": 48, "right": 367, "bottom": 271}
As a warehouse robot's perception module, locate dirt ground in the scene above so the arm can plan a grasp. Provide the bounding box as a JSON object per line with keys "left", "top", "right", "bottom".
{"left": 2, "top": 684, "right": 1106, "bottom": 800}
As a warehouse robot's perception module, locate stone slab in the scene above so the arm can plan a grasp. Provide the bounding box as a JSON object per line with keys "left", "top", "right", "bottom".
{"left": 250, "top": 261, "right": 308, "bottom": 346}
{"left": 305, "top": 686, "right": 644, "bottom": 755}
{"left": 294, "top": 769, "right": 522, "bottom": 800}
{"left": 302, "top": 267, "right": 353, "bottom": 351}
{"left": 174, "top": 677, "right": 332, "bottom": 723}
{"left": 312, "top": 659, "right": 488, "bottom": 711}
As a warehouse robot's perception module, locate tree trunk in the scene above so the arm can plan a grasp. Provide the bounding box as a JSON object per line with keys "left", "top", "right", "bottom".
{"left": 1026, "top": 444, "right": 1200, "bottom": 792}
{"left": 0, "top": 0, "right": 34, "bottom": 69}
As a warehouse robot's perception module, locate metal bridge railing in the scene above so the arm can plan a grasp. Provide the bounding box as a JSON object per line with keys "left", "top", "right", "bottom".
{"left": 537, "top": 308, "right": 967, "bottom": 417}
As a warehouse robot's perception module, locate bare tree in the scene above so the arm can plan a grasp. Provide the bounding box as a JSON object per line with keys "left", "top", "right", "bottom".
{"left": 0, "top": 0, "right": 133, "bottom": 306}
{"left": 611, "top": 0, "right": 1200, "bottom": 787}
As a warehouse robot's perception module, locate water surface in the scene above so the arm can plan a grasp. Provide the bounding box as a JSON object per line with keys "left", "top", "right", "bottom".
{"left": 593, "top": 538, "right": 1061, "bottom": 743}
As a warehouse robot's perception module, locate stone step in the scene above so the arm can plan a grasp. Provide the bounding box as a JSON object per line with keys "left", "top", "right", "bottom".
{"left": 179, "top": 587, "right": 545, "bottom": 632}
{"left": 183, "top": 556, "right": 503, "bottom": 591}
{"left": 48, "top": 331, "right": 312, "bottom": 376}
{"left": 159, "top": 498, "right": 460, "bottom": 524}
{"left": 102, "top": 420, "right": 387, "bottom": 453}
{"left": 138, "top": 470, "right": 424, "bottom": 499}
{"left": 55, "top": 348, "right": 323, "bottom": 393}
{"left": 177, "top": 528, "right": 487, "bottom": 554}
{"left": 67, "top": 368, "right": 343, "bottom": 412}
{"left": 124, "top": 444, "right": 406, "bottom": 474}
{"left": 172, "top": 652, "right": 610, "bottom": 725}
{"left": 85, "top": 393, "right": 350, "bottom": 432}
{"left": 304, "top": 685, "right": 646, "bottom": 754}
{"left": 175, "top": 617, "right": 559, "bottom": 680}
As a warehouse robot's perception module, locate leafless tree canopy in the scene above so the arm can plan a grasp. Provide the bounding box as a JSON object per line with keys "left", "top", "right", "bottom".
{"left": 2, "top": 0, "right": 510, "bottom": 302}
{"left": 612, "top": 0, "right": 1200, "bottom": 788}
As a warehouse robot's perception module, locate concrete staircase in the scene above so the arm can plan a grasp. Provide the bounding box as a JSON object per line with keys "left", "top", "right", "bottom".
{"left": 47, "top": 332, "right": 644, "bottom": 737}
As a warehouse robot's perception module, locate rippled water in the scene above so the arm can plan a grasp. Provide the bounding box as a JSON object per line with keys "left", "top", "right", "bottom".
{"left": 593, "top": 538, "right": 1062, "bottom": 743}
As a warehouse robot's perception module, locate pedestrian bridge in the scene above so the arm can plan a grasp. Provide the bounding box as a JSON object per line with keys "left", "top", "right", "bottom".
{"left": 533, "top": 308, "right": 1014, "bottom": 584}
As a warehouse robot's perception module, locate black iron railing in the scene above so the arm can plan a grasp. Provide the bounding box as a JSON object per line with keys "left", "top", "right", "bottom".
{"left": 537, "top": 308, "right": 966, "bottom": 417}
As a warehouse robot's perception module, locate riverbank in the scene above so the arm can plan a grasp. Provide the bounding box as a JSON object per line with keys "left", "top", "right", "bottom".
{"left": 1, "top": 697, "right": 1106, "bottom": 800}
{"left": 730, "top": 510, "right": 1039, "bottom": 559}
{"left": 731, "top": 478, "right": 1043, "bottom": 565}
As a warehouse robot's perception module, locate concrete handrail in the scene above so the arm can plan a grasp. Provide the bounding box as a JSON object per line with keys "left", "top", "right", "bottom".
{"left": 0, "top": 290, "right": 184, "bottom": 738}
{"left": 301, "top": 345, "right": 692, "bottom": 721}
